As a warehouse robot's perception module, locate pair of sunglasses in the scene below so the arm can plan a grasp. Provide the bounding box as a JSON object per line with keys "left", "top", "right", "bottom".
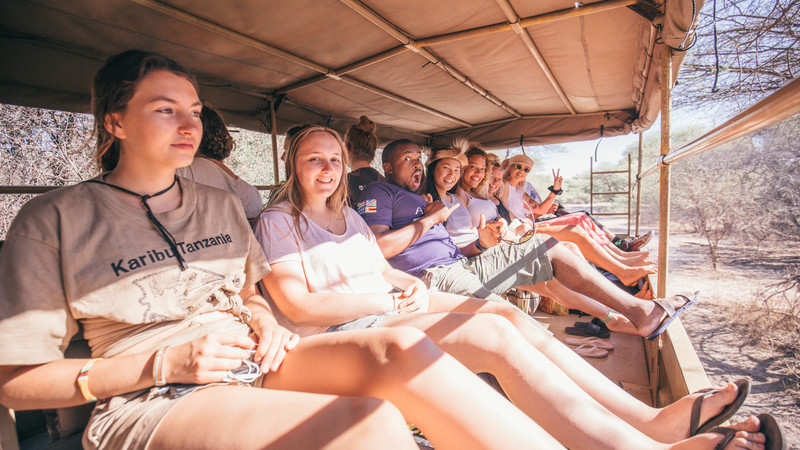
{"left": 501, "top": 229, "right": 535, "bottom": 245}
{"left": 514, "top": 164, "right": 531, "bottom": 173}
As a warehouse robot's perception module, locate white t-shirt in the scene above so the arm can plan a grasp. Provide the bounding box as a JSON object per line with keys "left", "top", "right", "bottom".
{"left": 524, "top": 182, "right": 542, "bottom": 204}
{"left": 464, "top": 194, "right": 499, "bottom": 227}
{"left": 177, "top": 157, "right": 263, "bottom": 218}
{"left": 254, "top": 203, "right": 393, "bottom": 337}
{"left": 440, "top": 194, "right": 478, "bottom": 248}
{"left": 505, "top": 181, "right": 535, "bottom": 220}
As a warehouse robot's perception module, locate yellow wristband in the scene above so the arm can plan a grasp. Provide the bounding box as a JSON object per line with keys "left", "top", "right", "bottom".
{"left": 77, "top": 358, "right": 102, "bottom": 403}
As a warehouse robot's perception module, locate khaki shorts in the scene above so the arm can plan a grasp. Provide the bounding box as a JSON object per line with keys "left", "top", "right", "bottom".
{"left": 422, "top": 235, "right": 554, "bottom": 301}
{"left": 83, "top": 314, "right": 253, "bottom": 449}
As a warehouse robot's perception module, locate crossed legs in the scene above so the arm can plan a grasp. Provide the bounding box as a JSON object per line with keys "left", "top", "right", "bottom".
{"left": 536, "top": 224, "right": 656, "bottom": 286}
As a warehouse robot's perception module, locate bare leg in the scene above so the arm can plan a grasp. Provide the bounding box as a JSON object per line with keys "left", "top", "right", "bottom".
{"left": 379, "top": 311, "right": 662, "bottom": 449}
{"left": 529, "top": 281, "right": 638, "bottom": 335}
{"left": 537, "top": 225, "right": 656, "bottom": 286}
{"left": 152, "top": 387, "right": 416, "bottom": 450}
{"left": 260, "top": 326, "right": 560, "bottom": 449}
{"left": 605, "top": 240, "right": 652, "bottom": 261}
{"left": 542, "top": 241, "right": 686, "bottom": 338}
{"left": 427, "top": 293, "right": 748, "bottom": 444}
{"left": 599, "top": 224, "right": 618, "bottom": 241}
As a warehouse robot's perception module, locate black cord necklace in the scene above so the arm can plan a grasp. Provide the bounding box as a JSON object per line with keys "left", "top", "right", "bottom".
{"left": 84, "top": 175, "right": 188, "bottom": 271}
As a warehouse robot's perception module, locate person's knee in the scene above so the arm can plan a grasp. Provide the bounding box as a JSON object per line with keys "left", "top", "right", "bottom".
{"left": 468, "top": 314, "right": 524, "bottom": 355}
{"left": 374, "top": 326, "right": 431, "bottom": 360}
{"left": 368, "top": 327, "right": 443, "bottom": 382}
{"left": 493, "top": 302, "right": 542, "bottom": 330}
{"left": 485, "top": 301, "right": 525, "bottom": 323}
{"left": 562, "top": 241, "right": 581, "bottom": 256}
{"left": 573, "top": 226, "right": 588, "bottom": 238}
{"left": 548, "top": 241, "right": 583, "bottom": 269}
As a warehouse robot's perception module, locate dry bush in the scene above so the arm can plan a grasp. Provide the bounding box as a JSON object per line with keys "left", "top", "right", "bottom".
{"left": 729, "top": 266, "right": 800, "bottom": 391}
{"left": 1, "top": 104, "right": 282, "bottom": 239}
{"left": 0, "top": 104, "right": 96, "bottom": 238}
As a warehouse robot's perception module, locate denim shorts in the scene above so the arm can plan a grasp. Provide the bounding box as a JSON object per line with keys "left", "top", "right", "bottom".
{"left": 326, "top": 313, "right": 391, "bottom": 332}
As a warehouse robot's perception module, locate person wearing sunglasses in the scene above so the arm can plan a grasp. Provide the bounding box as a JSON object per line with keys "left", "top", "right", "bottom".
{"left": 502, "top": 155, "right": 654, "bottom": 254}
{"left": 495, "top": 154, "right": 561, "bottom": 223}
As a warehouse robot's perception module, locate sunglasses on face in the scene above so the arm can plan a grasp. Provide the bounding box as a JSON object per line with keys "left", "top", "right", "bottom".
{"left": 501, "top": 229, "right": 535, "bottom": 245}
{"left": 514, "top": 164, "right": 530, "bottom": 173}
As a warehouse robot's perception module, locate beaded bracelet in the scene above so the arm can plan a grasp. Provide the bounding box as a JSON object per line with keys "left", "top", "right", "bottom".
{"left": 153, "top": 345, "right": 170, "bottom": 387}
{"left": 77, "top": 358, "right": 103, "bottom": 403}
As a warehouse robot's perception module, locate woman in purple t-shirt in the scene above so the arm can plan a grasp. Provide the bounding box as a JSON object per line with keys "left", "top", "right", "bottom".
{"left": 255, "top": 125, "right": 766, "bottom": 450}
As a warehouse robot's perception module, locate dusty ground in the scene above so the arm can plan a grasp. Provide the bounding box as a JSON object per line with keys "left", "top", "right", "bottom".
{"left": 633, "top": 226, "right": 799, "bottom": 448}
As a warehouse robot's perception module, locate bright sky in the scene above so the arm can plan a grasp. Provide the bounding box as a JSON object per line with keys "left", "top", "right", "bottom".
{"left": 535, "top": 133, "right": 642, "bottom": 179}
{"left": 523, "top": 112, "right": 712, "bottom": 179}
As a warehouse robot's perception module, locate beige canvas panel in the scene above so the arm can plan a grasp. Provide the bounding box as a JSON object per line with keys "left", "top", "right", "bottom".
{"left": 0, "top": 0, "right": 703, "bottom": 147}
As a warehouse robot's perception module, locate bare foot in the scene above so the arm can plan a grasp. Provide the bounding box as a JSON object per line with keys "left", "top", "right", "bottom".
{"left": 617, "top": 252, "right": 653, "bottom": 266}
{"left": 635, "top": 294, "right": 695, "bottom": 338}
{"left": 620, "top": 265, "right": 658, "bottom": 286}
{"left": 647, "top": 382, "right": 744, "bottom": 442}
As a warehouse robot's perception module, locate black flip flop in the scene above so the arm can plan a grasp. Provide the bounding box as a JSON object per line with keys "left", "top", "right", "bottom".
{"left": 757, "top": 413, "right": 785, "bottom": 450}
{"left": 707, "top": 413, "right": 785, "bottom": 450}
{"left": 691, "top": 379, "right": 750, "bottom": 435}
{"left": 591, "top": 317, "right": 611, "bottom": 332}
{"left": 573, "top": 318, "right": 611, "bottom": 333}
{"left": 565, "top": 322, "right": 610, "bottom": 339}
{"left": 708, "top": 426, "right": 737, "bottom": 450}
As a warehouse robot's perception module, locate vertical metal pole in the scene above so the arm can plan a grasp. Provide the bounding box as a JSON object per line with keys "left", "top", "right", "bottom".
{"left": 269, "top": 99, "right": 280, "bottom": 185}
{"left": 627, "top": 154, "right": 631, "bottom": 236}
{"left": 635, "top": 133, "right": 643, "bottom": 236}
{"left": 657, "top": 47, "right": 672, "bottom": 298}
{"left": 589, "top": 157, "right": 594, "bottom": 214}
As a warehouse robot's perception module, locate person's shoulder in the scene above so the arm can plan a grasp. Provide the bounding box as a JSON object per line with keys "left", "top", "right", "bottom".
{"left": 344, "top": 207, "right": 376, "bottom": 233}
{"left": 359, "top": 180, "right": 397, "bottom": 200}
{"left": 260, "top": 201, "right": 294, "bottom": 222}
{"left": 5, "top": 182, "right": 101, "bottom": 241}
{"left": 17, "top": 181, "right": 102, "bottom": 215}
{"left": 186, "top": 157, "right": 221, "bottom": 173}
{"left": 361, "top": 179, "right": 392, "bottom": 191}
{"left": 185, "top": 177, "right": 239, "bottom": 203}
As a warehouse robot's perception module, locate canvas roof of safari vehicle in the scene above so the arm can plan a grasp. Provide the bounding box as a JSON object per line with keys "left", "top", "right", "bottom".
{"left": 0, "top": 0, "right": 701, "bottom": 149}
